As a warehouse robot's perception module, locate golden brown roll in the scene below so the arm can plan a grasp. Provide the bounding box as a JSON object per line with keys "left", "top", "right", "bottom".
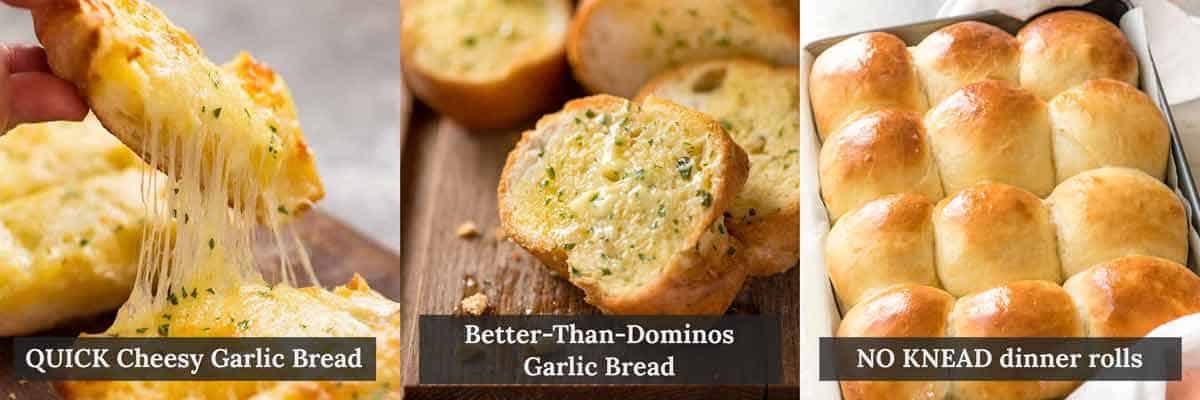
{"left": 1017, "top": 10, "right": 1138, "bottom": 100}
{"left": 925, "top": 80, "right": 1056, "bottom": 197}
{"left": 819, "top": 110, "right": 944, "bottom": 220}
{"left": 948, "top": 280, "right": 1084, "bottom": 399}
{"left": 1049, "top": 78, "right": 1170, "bottom": 183}
{"left": 1063, "top": 256, "right": 1200, "bottom": 337}
{"left": 912, "top": 21, "right": 1020, "bottom": 105}
{"left": 826, "top": 193, "right": 941, "bottom": 311}
{"left": 1045, "top": 167, "right": 1187, "bottom": 278}
{"left": 838, "top": 284, "right": 955, "bottom": 400}
{"left": 809, "top": 32, "right": 928, "bottom": 140}
{"left": 932, "top": 182, "right": 1061, "bottom": 297}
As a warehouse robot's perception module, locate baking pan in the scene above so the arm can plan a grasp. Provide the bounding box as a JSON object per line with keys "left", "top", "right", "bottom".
{"left": 798, "top": 1, "right": 1200, "bottom": 398}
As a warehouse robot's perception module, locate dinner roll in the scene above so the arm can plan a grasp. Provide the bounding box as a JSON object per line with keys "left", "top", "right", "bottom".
{"left": 932, "top": 182, "right": 1061, "bottom": 297}
{"left": 912, "top": 21, "right": 1020, "bottom": 105}
{"left": 826, "top": 194, "right": 940, "bottom": 311}
{"left": 819, "top": 110, "right": 944, "bottom": 220}
{"left": 809, "top": 32, "right": 928, "bottom": 140}
{"left": 1064, "top": 256, "right": 1200, "bottom": 337}
{"left": 925, "top": 80, "right": 1056, "bottom": 197}
{"left": 948, "top": 280, "right": 1084, "bottom": 400}
{"left": 838, "top": 284, "right": 954, "bottom": 400}
{"left": 1049, "top": 78, "right": 1170, "bottom": 183}
{"left": 1046, "top": 167, "right": 1187, "bottom": 278}
{"left": 1018, "top": 10, "right": 1138, "bottom": 100}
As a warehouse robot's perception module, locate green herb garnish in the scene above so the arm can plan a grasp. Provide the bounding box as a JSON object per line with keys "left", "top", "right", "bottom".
{"left": 676, "top": 157, "right": 694, "bottom": 179}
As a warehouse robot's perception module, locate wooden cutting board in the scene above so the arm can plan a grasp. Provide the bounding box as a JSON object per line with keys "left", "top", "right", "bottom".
{"left": 398, "top": 102, "right": 800, "bottom": 399}
{"left": 0, "top": 210, "right": 401, "bottom": 399}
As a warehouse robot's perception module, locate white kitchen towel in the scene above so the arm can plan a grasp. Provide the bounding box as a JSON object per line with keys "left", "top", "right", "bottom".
{"left": 1067, "top": 313, "right": 1200, "bottom": 400}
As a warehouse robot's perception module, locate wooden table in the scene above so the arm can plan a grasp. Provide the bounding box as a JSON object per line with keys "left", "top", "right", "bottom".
{"left": 398, "top": 101, "right": 800, "bottom": 399}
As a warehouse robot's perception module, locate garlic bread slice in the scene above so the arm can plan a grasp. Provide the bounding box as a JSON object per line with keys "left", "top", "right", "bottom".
{"left": 499, "top": 95, "right": 749, "bottom": 314}
{"left": 60, "top": 275, "right": 401, "bottom": 400}
{"left": 30, "top": 0, "right": 323, "bottom": 219}
{"left": 0, "top": 116, "right": 140, "bottom": 202}
{"left": 0, "top": 167, "right": 165, "bottom": 336}
{"left": 402, "top": 0, "right": 571, "bottom": 129}
{"left": 568, "top": 0, "right": 799, "bottom": 97}
{"left": 638, "top": 59, "right": 800, "bottom": 276}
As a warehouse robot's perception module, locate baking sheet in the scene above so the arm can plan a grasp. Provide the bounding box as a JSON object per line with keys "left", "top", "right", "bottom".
{"left": 798, "top": 3, "right": 1200, "bottom": 399}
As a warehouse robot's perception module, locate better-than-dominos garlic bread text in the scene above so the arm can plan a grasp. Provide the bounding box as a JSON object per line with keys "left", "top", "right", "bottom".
{"left": 499, "top": 95, "right": 749, "bottom": 314}
{"left": 637, "top": 58, "right": 799, "bottom": 276}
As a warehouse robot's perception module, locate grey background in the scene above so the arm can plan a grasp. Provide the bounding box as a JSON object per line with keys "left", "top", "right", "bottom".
{"left": 0, "top": 0, "right": 402, "bottom": 252}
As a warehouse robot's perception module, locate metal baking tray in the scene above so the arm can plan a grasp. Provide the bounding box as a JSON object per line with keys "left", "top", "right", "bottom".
{"left": 799, "top": 1, "right": 1200, "bottom": 398}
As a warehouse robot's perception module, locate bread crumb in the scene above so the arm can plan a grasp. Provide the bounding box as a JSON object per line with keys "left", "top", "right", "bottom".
{"left": 461, "top": 293, "right": 489, "bottom": 316}
{"left": 492, "top": 226, "right": 507, "bottom": 241}
{"left": 455, "top": 222, "right": 480, "bottom": 239}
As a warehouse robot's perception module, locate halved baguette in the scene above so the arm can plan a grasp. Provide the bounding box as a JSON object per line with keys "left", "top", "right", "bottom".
{"left": 0, "top": 115, "right": 140, "bottom": 202}
{"left": 568, "top": 0, "right": 799, "bottom": 97}
{"left": 30, "top": 0, "right": 323, "bottom": 219}
{"left": 401, "top": 0, "right": 571, "bottom": 129}
{"left": 498, "top": 95, "right": 749, "bottom": 314}
{"left": 636, "top": 58, "right": 799, "bottom": 276}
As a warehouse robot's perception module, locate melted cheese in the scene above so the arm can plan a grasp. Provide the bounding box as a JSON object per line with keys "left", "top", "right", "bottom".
{"left": 0, "top": 116, "right": 140, "bottom": 202}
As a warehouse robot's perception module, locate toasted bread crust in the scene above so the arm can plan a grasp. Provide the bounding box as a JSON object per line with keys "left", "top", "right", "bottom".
{"left": 31, "top": 0, "right": 323, "bottom": 218}
{"left": 401, "top": 0, "right": 571, "bottom": 130}
{"left": 498, "top": 95, "right": 749, "bottom": 314}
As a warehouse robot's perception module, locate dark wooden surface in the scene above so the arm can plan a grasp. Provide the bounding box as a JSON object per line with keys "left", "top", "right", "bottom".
{"left": 398, "top": 102, "right": 800, "bottom": 398}
{"left": 0, "top": 210, "right": 401, "bottom": 399}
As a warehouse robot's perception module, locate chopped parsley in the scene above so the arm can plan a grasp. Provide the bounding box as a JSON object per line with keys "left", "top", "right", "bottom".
{"left": 570, "top": 267, "right": 581, "bottom": 276}
{"left": 720, "top": 119, "right": 734, "bottom": 131}
{"left": 462, "top": 36, "right": 477, "bottom": 47}
{"left": 207, "top": 288, "right": 216, "bottom": 295}
{"left": 545, "top": 166, "right": 556, "bottom": 179}
{"left": 237, "top": 320, "right": 250, "bottom": 331}
{"left": 135, "top": 327, "right": 148, "bottom": 334}
{"left": 726, "top": 246, "right": 737, "bottom": 256}
{"left": 653, "top": 21, "right": 664, "bottom": 36}
{"left": 158, "top": 324, "right": 169, "bottom": 336}
{"left": 601, "top": 267, "right": 612, "bottom": 276}
{"left": 676, "top": 157, "right": 694, "bottom": 179}
{"left": 212, "top": 107, "right": 223, "bottom": 119}
{"left": 167, "top": 291, "right": 179, "bottom": 305}
{"left": 717, "top": 36, "right": 732, "bottom": 47}
{"left": 209, "top": 238, "right": 216, "bottom": 250}
{"left": 563, "top": 243, "right": 576, "bottom": 250}
{"left": 79, "top": 238, "right": 89, "bottom": 247}
{"left": 277, "top": 205, "right": 289, "bottom": 215}
{"left": 697, "top": 190, "right": 713, "bottom": 207}
{"left": 585, "top": 109, "right": 596, "bottom": 119}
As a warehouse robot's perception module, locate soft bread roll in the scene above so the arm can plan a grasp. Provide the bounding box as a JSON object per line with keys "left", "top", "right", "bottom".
{"left": 636, "top": 59, "right": 801, "bottom": 276}
{"left": 948, "top": 280, "right": 1084, "bottom": 400}
{"left": 1049, "top": 78, "right": 1170, "bottom": 183}
{"left": 819, "top": 110, "right": 943, "bottom": 220}
{"left": 826, "top": 194, "right": 940, "bottom": 311}
{"left": 809, "top": 32, "right": 928, "bottom": 140}
{"left": 912, "top": 21, "right": 1020, "bottom": 105}
{"left": 1046, "top": 167, "right": 1187, "bottom": 278}
{"left": 1063, "top": 255, "right": 1200, "bottom": 337}
{"left": 932, "top": 182, "right": 1061, "bottom": 297}
{"left": 838, "top": 285, "right": 954, "bottom": 400}
{"left": 925, "top": 80, "right": 1056, "bottom": 197}
{"left": 1017, "top": 10, "right": 1138, "bottom": 100}
{"left": 401, "top": 0, "right": 571, "bottom": 129}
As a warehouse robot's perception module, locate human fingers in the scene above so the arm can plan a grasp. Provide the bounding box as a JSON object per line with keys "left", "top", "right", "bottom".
{"left": 3, "top": 44, "right": 50, "bottom": 73}
{"left": 1, "top": 0, "right": 53, "bottom": 9}
{"left": 6, "top": 71, "right": 88, "bottom": 127}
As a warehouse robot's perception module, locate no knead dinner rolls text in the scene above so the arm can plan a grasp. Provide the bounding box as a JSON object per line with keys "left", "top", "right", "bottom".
{"left": 814, "top": 10, "right": 1200, "bottom": 400}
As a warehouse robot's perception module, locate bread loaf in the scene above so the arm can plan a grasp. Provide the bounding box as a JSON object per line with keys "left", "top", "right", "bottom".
{"left": 1049, "top": 78, "right": 1170, "bottom": 183}
{"left": 819, "top": 110, "right": 943, "bottom": 221}
{"left": 1045, "top": 167, "right": 1187, "bottom": 278}
{"left": 1017, "top": 10, "right": 1138, "bottom": 100}
{"left": 947, "top": 280, "right": 1084, "bottom": 399}
{"left": 912, "top": 21, "right": 1020, "bottom": 105}
{"left": 809, "top": 32, "right": 928, "bottom": 140}
{"left": 1063, "top": 255, "right": 1200, "bottom": 337}
{"left": 838, "top": 284, "right": 955, "bottom": 400}
{"left": 932, "top": 182, "right": 1061, "bottom": 297}
{"left": 499, "top": 95, "right": 749, "bottom": 314}
{"left": 826, "top": 194, "right": 940, "bottom": 311}
{"left": 925, "top": 80, "right": 1055, "bottom": 197}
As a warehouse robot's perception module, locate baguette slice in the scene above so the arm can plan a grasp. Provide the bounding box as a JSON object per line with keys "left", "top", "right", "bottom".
{"left": 401, "top": 0, "right": 571, "bottom": 129}
{"left": 499, "top": 95, "right": 749, "bottom": 314}
{"left": 568, "top": 0, "right": 799, "bottom": 97}
{"left": 30, "top": 0, "right": 323, "bottom": 220}
{"left": 60, "top": 275, "right": 401, "bottom": 400}
{"left": 637, "top": 59, "right": 799, "bottom": 276}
